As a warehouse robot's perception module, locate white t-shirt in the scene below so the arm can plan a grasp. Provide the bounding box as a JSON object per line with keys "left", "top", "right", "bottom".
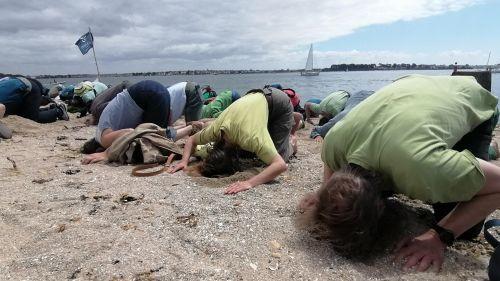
{"left": 167, "top": 82, "right": 187, "bottom": 125}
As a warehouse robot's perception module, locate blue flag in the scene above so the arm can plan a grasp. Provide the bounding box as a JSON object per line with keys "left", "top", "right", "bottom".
{"left": 75, "top": 31, "right": 94, "bottom": 55}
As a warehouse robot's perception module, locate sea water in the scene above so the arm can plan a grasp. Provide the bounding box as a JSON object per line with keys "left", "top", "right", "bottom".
{"left": 39, "top": 70, "right": 500, "bottom": 101}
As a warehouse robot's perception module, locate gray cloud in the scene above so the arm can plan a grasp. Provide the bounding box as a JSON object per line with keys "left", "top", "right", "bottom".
{"left": 0, "top": 0, "right": 483, "bottom": 75}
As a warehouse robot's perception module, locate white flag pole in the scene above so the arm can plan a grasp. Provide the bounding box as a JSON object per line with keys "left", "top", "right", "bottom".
{"left": 89, "top": 27, "right": 101, "bottom": 81}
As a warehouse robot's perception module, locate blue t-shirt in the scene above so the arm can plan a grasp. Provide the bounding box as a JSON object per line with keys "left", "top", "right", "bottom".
{"left": 96, "top": 89, "right": 143, "bottom": 144}
{"left": 0, "top": 78, "right": 26, "bottom": 106}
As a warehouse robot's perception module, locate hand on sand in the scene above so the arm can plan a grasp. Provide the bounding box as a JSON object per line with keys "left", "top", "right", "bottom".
{"left": 298, "top": 192, "right": 319, "bottom": 213}
{"left": 393, "top": 229, "right": 445, "bottom": 272}
{"left": 81, "top": 152, "right": 108, "bottom": 164}
{"left": 168, "top": 161, "right": 187, "bottom": 173}
{"left": 224, "top": 181, "right": 252, "bottom": 195}
{"left": 314, "top": 136, "right": 323, "bottom": 143}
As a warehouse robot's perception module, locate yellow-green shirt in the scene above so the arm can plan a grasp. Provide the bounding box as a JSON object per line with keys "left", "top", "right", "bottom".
{"left": 322, "top": 75, "right": 498, "bottom": 203}
{"left": 194, "top": 93, "right": 277, "bottom": 164}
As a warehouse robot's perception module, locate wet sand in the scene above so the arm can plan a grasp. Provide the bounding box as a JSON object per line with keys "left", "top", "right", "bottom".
{"left": 0, "top": 114, "right": 498, "bottom": 280}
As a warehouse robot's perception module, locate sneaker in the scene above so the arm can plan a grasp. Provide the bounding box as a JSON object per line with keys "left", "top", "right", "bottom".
{"left": 0, "top": 121, "right": 12, "bottom": 139}
{"left": 55, "top": 102, "right": 69, "bottom": 121}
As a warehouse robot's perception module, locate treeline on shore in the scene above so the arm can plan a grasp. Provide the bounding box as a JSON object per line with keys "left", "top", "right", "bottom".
{"left": 2, "top": 63, "right": 498, "bottom": 79}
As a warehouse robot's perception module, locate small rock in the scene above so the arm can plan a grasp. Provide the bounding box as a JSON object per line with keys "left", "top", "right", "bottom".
{"left": 56, "top": 136, "right": 68, "bottom": 141}
{"left": 249, "top": 263, "right": 258, "bottom": 271}
{"left": 268, "top": 263, "right": 279, "bottom": 271}
{"left": 271, "top": 252, "right": 282, "bottom": 258}
{"left": 118, "top": 193, "right": 143, "bottom": 203}
{"left": 176, "top": 213, "right": 198, "bottom": 227}
{"left": 63, "top": 169, "right": 81, "bottom": 175}
{"left": 32, "top": 178, "right": 53, "bottom": 184}
{"left": 56, "top": 224, "right": 66, "bottom": 233}
{"left": 269, "top": 240, "right": 281, "bottom": 250}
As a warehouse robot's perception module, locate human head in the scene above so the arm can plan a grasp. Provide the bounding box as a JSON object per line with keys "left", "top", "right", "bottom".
{"left": 296, "top": 165, "right": 385, "bottom": 258}
{"left": 199, "top": 135, "right": 240, "bottom": 177}
{"left": 231, "top": 90, "right": 241, "bottom": 102}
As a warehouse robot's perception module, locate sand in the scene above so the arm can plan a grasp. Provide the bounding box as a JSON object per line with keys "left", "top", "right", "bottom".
{"left": 0, "top": 114, "right": 498, "bottom": 281}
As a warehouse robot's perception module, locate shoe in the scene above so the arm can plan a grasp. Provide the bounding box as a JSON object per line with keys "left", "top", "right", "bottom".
{"left": 0, "top": 121, "right": 12, "bottom": 139}
{"left": 55, "top": 102, "right": 69, "bottom": 121}
{"left": 484, "top": 219, "right": 500, "bottom": 281}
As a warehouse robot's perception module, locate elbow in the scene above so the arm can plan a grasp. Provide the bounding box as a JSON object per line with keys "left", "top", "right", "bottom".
{"left": 278, "top": 159, "right": 288, "bottom": 173}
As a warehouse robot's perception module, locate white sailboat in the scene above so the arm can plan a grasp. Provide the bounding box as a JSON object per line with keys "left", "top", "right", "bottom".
{"left": 300, "top": 44, "right": 320, "bottom": 76}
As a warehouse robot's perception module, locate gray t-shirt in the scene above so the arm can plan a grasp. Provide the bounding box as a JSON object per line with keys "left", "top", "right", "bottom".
{"left": 96, "top": 89, "right": 144, "bottom": 144}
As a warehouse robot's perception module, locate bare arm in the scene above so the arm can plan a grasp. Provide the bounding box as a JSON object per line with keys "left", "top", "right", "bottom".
{"left": 438, "top": 159, "right": 500, "bottom": 236}
{"left": 323, "top": 164, "right": 334, "bottom": 183}
{"left": 100, "top": 128, "right": 134, "bottom": 148}
{"left": 304, "top": 103, "right": 315, "bottom": 124}
{"left": 224, "top": 154, "right": 287, "bottom": 194}
{"left": 168, "top": 135, "right": 197, "bottom": 173}
{"left": 395, "top": 158, "right": 500, "bottom": 272}
{"left": 291, "top": 112, "right": 303, "bottom": 135}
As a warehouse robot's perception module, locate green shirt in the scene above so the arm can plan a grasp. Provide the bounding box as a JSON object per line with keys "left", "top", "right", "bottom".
{"left": 201, "top": 90, "right": 234, "bottom": 118}
{"left": 194, "top": 93, "right": 277, "bottom": 164}
{"left": 310, "top": 90, "right": 349, "bottom": 117}
{"left": 322, "top": 75, "right": 498, "bottom": 203}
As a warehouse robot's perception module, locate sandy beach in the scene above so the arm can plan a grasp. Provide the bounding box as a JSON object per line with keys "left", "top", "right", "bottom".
{"left": 0, "top": 114, "right": 498, "bottom": 281}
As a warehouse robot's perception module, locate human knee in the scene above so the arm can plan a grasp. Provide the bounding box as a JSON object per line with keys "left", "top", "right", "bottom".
{"left": 0, "top": 103, "right": 5, "bottom": 118}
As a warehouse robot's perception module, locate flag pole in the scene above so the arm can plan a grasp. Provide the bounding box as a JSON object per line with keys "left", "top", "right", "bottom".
{"left": 89, "top": 27, "right": 101, "bottom": 81}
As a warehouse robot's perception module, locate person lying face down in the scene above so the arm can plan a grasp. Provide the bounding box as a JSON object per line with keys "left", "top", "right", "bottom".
{"left": 296, "top": 75, "right": 500, "bottom": 272}
{"left": 169, "top": 87, "right": 299, "bottom": 194}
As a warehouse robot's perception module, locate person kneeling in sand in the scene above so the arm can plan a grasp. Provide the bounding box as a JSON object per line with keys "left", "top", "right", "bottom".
{"left": 0, "top": 76, "right": 69, "bottom": 139}
{"left": 86, "top": 80, "right": 203, "bottom": 153}
{"left": 304, "top": 90, "right": 349, "bottom": 125}
{"left": 296, "top": 75, "right": 500, "bottom": 272}
{"left": 169, "top": 87, "right": 300, "bottom": 194}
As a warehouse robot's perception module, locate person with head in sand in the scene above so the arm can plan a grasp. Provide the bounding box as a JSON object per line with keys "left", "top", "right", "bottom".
{"left": 0, "top": 75, "right": 69, "bottom": 139}
{"left": 201, "top": 90, "right": 241, "bottom": 119}
{"left": 169, "top": 87, "right": 299, "bottom": 194}
{"left": 304, "top": 90, "right": 350, "bottom": 125}
{"left": 83, "top": 80, "right": 203, "bottom": 163}
{"left": 310, "top": 90, "right": 374, "bottom": 142}
{"left": 296, "top": 75, "right": 500, "bottom": 272}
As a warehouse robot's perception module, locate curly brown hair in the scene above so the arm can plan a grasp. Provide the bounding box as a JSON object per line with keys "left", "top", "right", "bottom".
{"left": 296, "top": 164, "right": 385, "bottom": 258}
{"left": 199, "top": 137, "right": 241, "bottom": 177}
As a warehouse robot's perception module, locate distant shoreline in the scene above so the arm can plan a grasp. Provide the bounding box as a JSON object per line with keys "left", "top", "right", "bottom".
{"left": 3, "top": 63, "right": 496, "bottom": 79}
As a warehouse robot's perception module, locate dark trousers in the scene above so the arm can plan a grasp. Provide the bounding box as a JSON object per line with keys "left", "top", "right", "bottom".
{"left": 246, "top": 88, "right": 294, "bottom": 162}
{"left": 128, "top": 80, "right": 170, "bottom": 128}
{"left": 184, "top": 82, "right": 203, "bottom": 122}
{"left": 6, "top": 78, "right": 60, "bottom": 123}
{"left": 432, "top": 109, "right": 499, "bottom": 240}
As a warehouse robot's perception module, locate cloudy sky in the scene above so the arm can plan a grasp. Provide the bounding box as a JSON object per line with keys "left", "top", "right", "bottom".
{"left": 0, "top": 0, "right": 498, "bottom": 75}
